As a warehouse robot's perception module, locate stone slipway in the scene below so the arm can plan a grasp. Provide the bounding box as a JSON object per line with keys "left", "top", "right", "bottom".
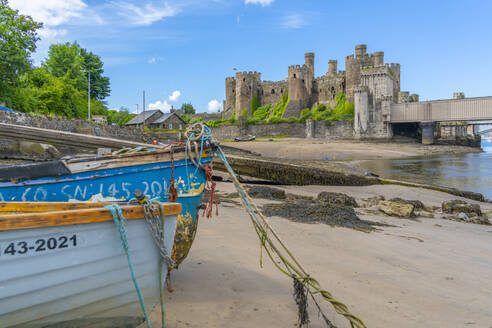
{"left": 0, "top": 123, "right": 154, "bottom": 150}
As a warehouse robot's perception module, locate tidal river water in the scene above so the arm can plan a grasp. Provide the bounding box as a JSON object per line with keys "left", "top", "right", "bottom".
{"left": 360, "top": 140, "right": 492, "bottom": 200}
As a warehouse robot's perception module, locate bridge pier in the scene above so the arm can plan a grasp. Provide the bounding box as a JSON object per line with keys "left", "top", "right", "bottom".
{"left": 420, "top": 122, "right": 435, "bottom": 145}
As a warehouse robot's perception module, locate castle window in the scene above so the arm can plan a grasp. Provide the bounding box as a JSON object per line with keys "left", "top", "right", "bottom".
{"left": 280, "top": 88, "right": 283, "bottom": 93}
{"left": 293, "top": 74, "right": 296, "bottom": 78}
{"left": 243, "top": 78, "right": 245, "bottom": 81}
{"left": 271, "top": 89, "right": 275, "bottom": 94}
{"left": 232, "top": 89, "right": 235, "bottom": 93}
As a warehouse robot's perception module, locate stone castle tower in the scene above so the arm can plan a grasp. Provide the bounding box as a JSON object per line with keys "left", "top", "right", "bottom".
{"left": 222, "top": 44, "right": 404, "bottom": 119}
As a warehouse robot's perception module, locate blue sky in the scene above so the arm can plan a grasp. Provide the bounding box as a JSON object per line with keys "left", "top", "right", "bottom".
{"left": 10, "top": 0, "right": 492, "bottom": 113}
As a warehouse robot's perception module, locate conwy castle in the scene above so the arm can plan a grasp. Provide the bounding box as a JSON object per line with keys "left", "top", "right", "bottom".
{"left": 223, "top": 44, "right": 419, "bottom": 118}
{"left": 223, "top": 44, "right": 421, "bottom": 139}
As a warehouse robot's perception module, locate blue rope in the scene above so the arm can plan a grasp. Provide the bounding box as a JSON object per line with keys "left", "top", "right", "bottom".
{"left": 105, "top": 204, "right": 152, "bottom": 328}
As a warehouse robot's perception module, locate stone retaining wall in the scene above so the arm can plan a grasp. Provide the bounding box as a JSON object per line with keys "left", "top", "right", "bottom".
{"left": 211, "top": 120, "right": 354, "bottom": 140}
{"left": 0, "top": 111, "right": 181, "bottom": 144}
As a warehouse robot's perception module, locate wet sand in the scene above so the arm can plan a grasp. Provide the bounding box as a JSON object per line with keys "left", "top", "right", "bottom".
{"left": 143, "top": 182, "right": 492, "bottom": 328}
{"left": 222, "top": 139, "right": 482, "bottom": 161}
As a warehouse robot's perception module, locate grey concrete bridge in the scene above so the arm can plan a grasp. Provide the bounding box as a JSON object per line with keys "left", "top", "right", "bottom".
{"left": 387, "top": 96, "right": 492, "bottom": 144}
{"left": 390, "top": 96, "right": 492, "bottom": 123}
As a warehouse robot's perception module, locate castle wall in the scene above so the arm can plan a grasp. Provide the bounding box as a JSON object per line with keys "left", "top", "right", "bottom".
{"left": 360, "top": 67, "right": 394, "bottom": 100}
{"left": 315, "top": 75, "right": 345, "bottom": 105}
{"left": 235, "top": 71, "right": 260, "bottom": 117}
{"left": 390, "top": 63, "right": 401, "bottom": 100}
{"left": 224, "top": 77, "right": 236, "bottom": 117}
{"left": 210, "top": 120, "right": 353, "bottom": 139}
{"left": 345, "top": 55, "right": 361, "bottom": 103}
{"left": 259, "top": 81, "right": 286, "bottom": 107}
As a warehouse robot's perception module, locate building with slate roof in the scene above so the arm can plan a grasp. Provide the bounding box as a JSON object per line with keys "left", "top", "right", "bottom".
{"left": 125, "top": 109, "right": 186, "bottom": 130}
{"left": 125, "top": 110, "right": 163, "bottom": 127}
{"left": 149, "top": 112, "right": 186, "bottom": 130}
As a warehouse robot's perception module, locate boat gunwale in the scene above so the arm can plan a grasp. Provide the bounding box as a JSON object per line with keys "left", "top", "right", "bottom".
{"left": 0, "top": 202, "right": 181, "bottom": 231}
{"left": 64, "top": 145, "right": 210, "bottom": 164}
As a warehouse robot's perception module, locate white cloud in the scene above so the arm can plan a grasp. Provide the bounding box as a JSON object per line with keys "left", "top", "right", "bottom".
{"left": 9, "top": 0, "right": 91, "bottom": 64}
{"left": 207, "top": 99, "right": 222, "bottom": 113}
{"left": 38, "top": 28, "right": 68, "bottom": 39}
{"left": 245, "top": 0, "right": 274, "bottom": 6}
{"left": 281, "top": 14, "right": 306, "bottom": 29}
{"left": 168, "top": 90, "right": 181, "bottom": 102}
{"left": 112, "top": 1, "right": 178, "bottom": 26}
{"left": 10, "top": 0, "right": 88, "bottom": 27}
{"left": 148, "top": 57, "right": 156, "bottom": 64}
{"left": 148, "top": 100, "right": 172, "bottom": 113}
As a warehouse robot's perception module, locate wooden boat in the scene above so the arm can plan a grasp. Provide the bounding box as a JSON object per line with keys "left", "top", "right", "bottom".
{"left": 0, "top": 136, "right": 216, "bottom": 267}
{"left": 234, "top": 135, "right": 255, "bottom": 142}
{"left": 0, "top": 201, "right": 180, "bottom": 328}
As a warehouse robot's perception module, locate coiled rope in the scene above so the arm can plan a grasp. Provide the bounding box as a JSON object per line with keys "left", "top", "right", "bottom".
{"left": 216, "top": 147, "right": 367, "bottom": 328}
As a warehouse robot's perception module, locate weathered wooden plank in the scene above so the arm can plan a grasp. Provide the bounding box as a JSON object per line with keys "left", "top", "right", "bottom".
{"left": 0, "top": 202, "right": 113, "bottom": 213}
{"left": 0, "top": 202, "right": 181, "bottom": 231}
{"left": 67, "top": 148, "right": 212, "bottom": 173}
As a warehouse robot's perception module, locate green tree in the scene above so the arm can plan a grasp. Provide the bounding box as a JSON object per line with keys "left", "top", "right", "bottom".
{"left": 43, "top": 42, "right": 110, "bottom": 101}
{"left": 107, "top": 107, "right": 135, "bottom": 126}
{"left": 80, "top": 47, "right": 110, "bottom": 100}
{"left": 181, "top": 102, "right": 195, "bottom": 114}
{"left": 0, "top": 0, "right": 42, "bottom": 106}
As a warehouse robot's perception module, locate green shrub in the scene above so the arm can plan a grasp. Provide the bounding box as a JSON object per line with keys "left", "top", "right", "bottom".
{"left": 228, "top": 112, "right": 238, "bottom": 124}
{"left": 246, "top": 117, "right": 262, "bottom": 125}
{"left": 299, "top": 108, "right": 313, "bottom": 122}
{"left": 189, "top": 117, "right": 204, "bottom": 124}
{"left": 181, "top": 114, "right": 191, "bottom": 123}
{"left": 269, "top": 92, "right": 289, "bottom": 119}
{"left": 253, "top": 104, "right": 272, "bottom": 120}
{"left": 250, "top": 96, "right": 258, "bottom": 115}
{"left": 285, "top": 116, "right": 299, "bottom": 123}
{"left": 332, "top": 93, "right": 354, "bottom": 120}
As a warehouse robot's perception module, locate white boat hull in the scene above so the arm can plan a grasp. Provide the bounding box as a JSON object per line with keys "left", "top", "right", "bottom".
{"left": 0, "top": 215, "right": 177, "bottom": 328}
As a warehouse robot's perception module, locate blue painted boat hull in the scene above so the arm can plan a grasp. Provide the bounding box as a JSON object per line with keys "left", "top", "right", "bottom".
{"left": 0, "top": 156, "right": 213, "bottom": 266}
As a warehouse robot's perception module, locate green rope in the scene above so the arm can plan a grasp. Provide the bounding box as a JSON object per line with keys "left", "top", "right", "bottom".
{"left": 105, "top": 204, "right": 152, "bottom": 328}
{"left": 158, "top": 202, "right": 167, "bottom": 328}
{"left": 216, "top": 147, "right": 366, "bottom": 328}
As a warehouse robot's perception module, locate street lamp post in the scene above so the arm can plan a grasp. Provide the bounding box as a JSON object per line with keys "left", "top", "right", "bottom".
{"left": 87, "top": 71, "right": 91, "bottom": 121}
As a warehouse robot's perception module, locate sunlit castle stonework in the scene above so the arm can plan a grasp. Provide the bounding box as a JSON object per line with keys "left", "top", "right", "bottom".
{"left": 223, "top": 44, "right": 418, "bottom": 121}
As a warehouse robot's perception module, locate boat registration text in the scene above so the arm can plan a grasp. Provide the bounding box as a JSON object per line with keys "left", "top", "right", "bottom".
{"left": 0, "top": 234, "right": 78, "bottom": 259}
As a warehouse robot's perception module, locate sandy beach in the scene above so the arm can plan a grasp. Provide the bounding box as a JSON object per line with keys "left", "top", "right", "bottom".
{"left": 143, "top": 182, "right": 492, "bottom": 328}
{"left": 222, "top": 139, "right": 482, "bottom": 161}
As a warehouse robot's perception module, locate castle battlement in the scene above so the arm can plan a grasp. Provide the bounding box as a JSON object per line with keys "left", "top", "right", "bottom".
{"left": 235, "top": 71, "right": 261, "bottom": 81}
{"left": 354, "top": 86, "right": 370, "bottom": 93}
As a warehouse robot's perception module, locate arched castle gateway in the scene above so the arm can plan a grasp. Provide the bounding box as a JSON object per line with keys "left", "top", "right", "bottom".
{"left": 223, "top": 44, "right": 413, "bottom": 121}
